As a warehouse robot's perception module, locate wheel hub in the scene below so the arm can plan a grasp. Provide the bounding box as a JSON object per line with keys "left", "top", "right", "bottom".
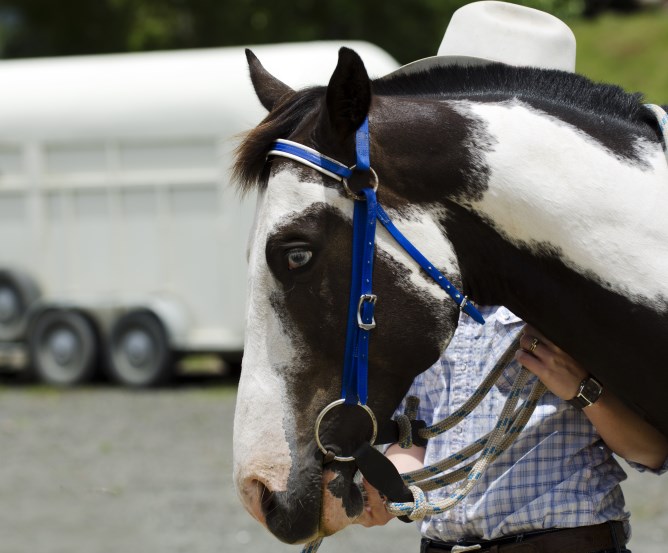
{"left": 123, "top": 330, "right": 153, "bottom": 367}
{"left": 0, "top": 287, "right": 19, "bottom": 324}
{"left": 49, "top": 328, "right": 78, "bottom": 366}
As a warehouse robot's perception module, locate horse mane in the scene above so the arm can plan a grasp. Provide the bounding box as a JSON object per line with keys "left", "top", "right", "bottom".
{"left": 235, "top": 63, "right": 658, "bottom": 194}
{"left": 374, "top": 63, "right": 649, "bottom": 120}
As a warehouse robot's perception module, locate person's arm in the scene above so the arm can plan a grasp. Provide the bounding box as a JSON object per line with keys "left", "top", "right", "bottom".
{"left": 516, "top": 325, "right": 668, "bottom": 470}
{"left": 356, "top": 444, "right": 426, "bottom": 527}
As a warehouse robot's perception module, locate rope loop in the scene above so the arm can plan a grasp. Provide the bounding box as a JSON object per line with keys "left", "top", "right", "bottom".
{"left": 396, "top": 414, "right": 413, "bottom": 449}
{"left": 396, "top": 395, "right": 420, "bottom": 448}
{"left": 406, "top": 485, "right": 429, "bottom": 520}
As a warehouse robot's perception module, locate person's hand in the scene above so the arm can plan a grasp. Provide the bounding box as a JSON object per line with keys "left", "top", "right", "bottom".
{"left": 354, "top": 478, "right": 395, "bottom": 527}
{"left": 515, "top": 325, "right": 587, "bottom": 401}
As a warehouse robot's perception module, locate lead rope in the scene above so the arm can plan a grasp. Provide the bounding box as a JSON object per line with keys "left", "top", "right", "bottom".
{"left": 302, "top": 331, "right": 545, "bottom": 551}
{"left": 387, "top": 332, "right": 546, "bottom": 519}
{"left": 394, "top": 332, "right": 520, "bottom": 449}
{"left": 386, "top": 373, "right": 546, "bottom": 519}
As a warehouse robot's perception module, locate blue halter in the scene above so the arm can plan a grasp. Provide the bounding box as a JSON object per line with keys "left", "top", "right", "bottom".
{"left": 268, "top": 117, "right": 484, "bottom": 408}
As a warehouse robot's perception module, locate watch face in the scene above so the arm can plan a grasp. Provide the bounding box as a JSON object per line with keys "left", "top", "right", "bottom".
{"left": 581, "top": 377, "right": 603, "bottom": 404}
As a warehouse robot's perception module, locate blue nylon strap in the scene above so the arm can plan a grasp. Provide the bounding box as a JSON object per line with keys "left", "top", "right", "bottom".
{"left": 355, "top": 117, "right": 371, "bottom": 171}
{"left": 376, "top": 205, "right": 485, "bottom": 325}
{"left": 269, "top": 140, "right": 352, "bottom": 180}
{"left": 342, "top": 187, "right": 377, "bottom": 405}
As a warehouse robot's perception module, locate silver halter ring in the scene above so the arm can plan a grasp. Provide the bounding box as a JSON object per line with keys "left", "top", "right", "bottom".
{"left": 314, "top": 399, "right": 378, "bottom": 462}
{"left": 342, "top": 166, "right": 379, "bottom": 201}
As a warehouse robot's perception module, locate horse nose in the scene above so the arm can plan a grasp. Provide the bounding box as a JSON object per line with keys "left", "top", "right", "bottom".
{"left": 238, "top": 476, "right": 319, "bottom": 544}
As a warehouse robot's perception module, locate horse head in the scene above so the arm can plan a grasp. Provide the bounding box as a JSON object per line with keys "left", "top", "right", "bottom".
{"left": 232, "top": 48, "right": 465, "bottom": 543}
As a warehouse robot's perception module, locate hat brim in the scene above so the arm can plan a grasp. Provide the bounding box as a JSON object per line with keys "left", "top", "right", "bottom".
{"left": 384, "top": 55, "right": 497, "bottom": 78}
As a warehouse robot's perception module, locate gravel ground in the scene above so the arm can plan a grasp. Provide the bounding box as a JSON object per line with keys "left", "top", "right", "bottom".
{"left": 0, "top": 381, "right": 666, "bottom": 553}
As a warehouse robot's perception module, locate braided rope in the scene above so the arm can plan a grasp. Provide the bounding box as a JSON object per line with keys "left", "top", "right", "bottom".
{"left": 415, "top": 335, "right": 520, "bottom": 441}
{"left": 386, "top": 373, "right": 546, "bottom": 519}
{"left": 408, "top": 381, "right": 545, "bottom": 492}
{"left": 395, "top": 395, "right": 421, "bottom": 447}
{"left": 406, "top": 485, "right": 429, "bottom": 520}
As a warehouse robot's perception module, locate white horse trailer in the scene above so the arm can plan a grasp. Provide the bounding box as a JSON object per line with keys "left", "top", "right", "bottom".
{"left": 0, "top": 42, "right": 398, "bottom": 386}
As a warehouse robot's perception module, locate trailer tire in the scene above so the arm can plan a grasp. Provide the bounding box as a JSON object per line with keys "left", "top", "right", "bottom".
{"left": 29, "top": 310, "right": 98, "bottom": 385}
{"left": 108, "top": 310, "right": 172, "bottom": 387}
{"left": 0, "top": 269, "right": 40, "bottom": 341}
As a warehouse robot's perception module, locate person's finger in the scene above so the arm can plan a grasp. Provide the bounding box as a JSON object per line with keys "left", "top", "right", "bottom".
{"left": 515, "top": 348, "right": 548, "bottom": 379}
{"left": 519, "top": 332, "right": 548, "bottom": 359}
{"left": 357, "top": 478, "right": 393, "bottom": 527}
{"left": 524, "top": 325, "right": 563, "bottom": 354}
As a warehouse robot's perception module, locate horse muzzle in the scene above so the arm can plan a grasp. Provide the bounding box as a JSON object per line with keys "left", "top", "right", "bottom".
{"left": 236, "top": 460, "right": 363, "bottom": 543}
{"left": 237, "top": 474, "right": 321, "bottom": 544}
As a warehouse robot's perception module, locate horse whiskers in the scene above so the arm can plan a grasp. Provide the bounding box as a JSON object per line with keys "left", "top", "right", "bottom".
{"left": 256, "top": 480, "right": 281, "bottom": 518}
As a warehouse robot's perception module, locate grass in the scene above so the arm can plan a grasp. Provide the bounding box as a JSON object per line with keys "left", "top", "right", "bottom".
{"left": 567, "top": 10, "right": 668, "bottom": 104}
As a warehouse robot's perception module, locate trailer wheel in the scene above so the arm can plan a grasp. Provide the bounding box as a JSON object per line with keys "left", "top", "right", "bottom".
{"left": 29, "top": 310, "right": 98, "bottom": 385}
{"left": 108, "top": 310, "right": 172, "bottom": 387}
{"left": 0, "top": 270, "right": 40, "bottom": 341}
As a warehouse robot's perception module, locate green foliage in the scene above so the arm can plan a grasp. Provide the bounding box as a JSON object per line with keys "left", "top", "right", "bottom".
{"left": 0, "top": 0, "right": 665, "bottom": 101}
{"left": 568, "top": 11, "right": 668, "bottom": 103}
{"left": 0, "top": 0, "right": 465, "bottom": 63}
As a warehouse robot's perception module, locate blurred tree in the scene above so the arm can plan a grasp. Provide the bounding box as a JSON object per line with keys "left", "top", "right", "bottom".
{"left": 0, "top": 0, "right": 585, "bottom": 63}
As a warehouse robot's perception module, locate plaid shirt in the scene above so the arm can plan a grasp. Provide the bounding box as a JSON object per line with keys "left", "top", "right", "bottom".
{"left": 397, "top": 305, "right": 667, "bottom": 542}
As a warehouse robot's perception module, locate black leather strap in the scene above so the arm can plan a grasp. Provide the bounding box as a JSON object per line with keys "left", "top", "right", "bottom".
{"left": 353, "top": 442, "right": 414, "bottom": 523}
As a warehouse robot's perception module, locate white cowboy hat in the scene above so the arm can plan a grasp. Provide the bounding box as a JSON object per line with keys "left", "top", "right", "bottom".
{"left": 388, "top": 1, "right": 576, "bottom": 76}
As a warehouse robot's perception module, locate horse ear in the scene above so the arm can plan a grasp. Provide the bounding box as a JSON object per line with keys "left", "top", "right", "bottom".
{"left": 246, "top": 49, "right": 294, "bottom": 112}
{"left": 325, "top": 48, "right": 371, "bottom": 141}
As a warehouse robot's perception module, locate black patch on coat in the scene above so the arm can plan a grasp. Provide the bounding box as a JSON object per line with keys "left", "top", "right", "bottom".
{"left": 327, "top": 472, "right": 363, "bottom": 518}
{"left": 443, "top": 202, "right": 668, "bottom": 437}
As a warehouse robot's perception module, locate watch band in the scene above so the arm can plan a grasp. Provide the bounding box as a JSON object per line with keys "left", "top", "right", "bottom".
{"left": 568, "top": 376, "right": 603, "bottom": 409}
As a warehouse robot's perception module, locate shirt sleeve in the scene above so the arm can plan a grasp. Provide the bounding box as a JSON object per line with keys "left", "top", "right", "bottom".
{"left": 625, "top": 456, "right": 668, "bottom": 475}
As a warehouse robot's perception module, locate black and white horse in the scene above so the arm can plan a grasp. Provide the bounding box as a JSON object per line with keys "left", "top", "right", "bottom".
{"left": 233, "top": 48, "right": 668, "bottom": 545}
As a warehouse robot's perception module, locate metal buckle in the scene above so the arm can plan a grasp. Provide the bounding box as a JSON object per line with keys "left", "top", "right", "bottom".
{"left": 314, "top": 399, "right": 378, "bottom": 462}
{"left": 357, "top": 294, "right": 377, "bottom": 330}
{"left": 342, "top": 166, "right": 379, "bottom": 200}
{"left": 459, "top": 295, "right": 469, "bottom": 313}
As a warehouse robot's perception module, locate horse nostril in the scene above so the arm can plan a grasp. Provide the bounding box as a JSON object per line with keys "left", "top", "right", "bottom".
{"left": 256, "top": 480, "right": 276, "bottom": 519}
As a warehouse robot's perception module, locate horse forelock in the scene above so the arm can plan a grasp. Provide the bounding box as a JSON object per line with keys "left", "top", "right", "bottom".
{"left": 233, "top": 86, "right": 326, "bottom": 196}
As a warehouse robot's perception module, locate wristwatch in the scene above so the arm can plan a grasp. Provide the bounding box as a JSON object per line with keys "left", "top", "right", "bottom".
{"left": 567, "top": 376, "right": 603, "bottom": 409}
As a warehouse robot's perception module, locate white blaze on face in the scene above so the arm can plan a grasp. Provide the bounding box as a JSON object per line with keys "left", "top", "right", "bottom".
{"left": 233, "top": 187, "right": 293, "bottom": 500}
{"left": 463, "top": 100, "right": 668, "bottom": 303}
{"left": 233, "top": 166, "right": 352, "bottom": 501}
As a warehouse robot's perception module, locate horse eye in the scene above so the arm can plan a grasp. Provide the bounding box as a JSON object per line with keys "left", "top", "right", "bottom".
{"left": 286, "top": 249, "right": 312, "bottom": 270}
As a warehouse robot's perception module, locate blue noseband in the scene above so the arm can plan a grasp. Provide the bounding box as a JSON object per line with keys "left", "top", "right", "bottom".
{"left": 267, "top": 117, "right": 484, "bottom": 412}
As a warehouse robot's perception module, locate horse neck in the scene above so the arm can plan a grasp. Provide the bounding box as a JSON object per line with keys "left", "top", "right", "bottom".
{"left": 426, "top": 99, "right": 668, "bottom": 398}
{"left": 371, "top": 94, "right": 668, "bottom": 436}
{"left": 374, "top": 95, "right": 668, "bottom": 309}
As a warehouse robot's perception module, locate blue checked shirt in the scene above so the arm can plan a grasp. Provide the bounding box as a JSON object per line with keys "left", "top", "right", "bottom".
{"left": 396, "top": 305, "right": 667, "bottom": 542}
